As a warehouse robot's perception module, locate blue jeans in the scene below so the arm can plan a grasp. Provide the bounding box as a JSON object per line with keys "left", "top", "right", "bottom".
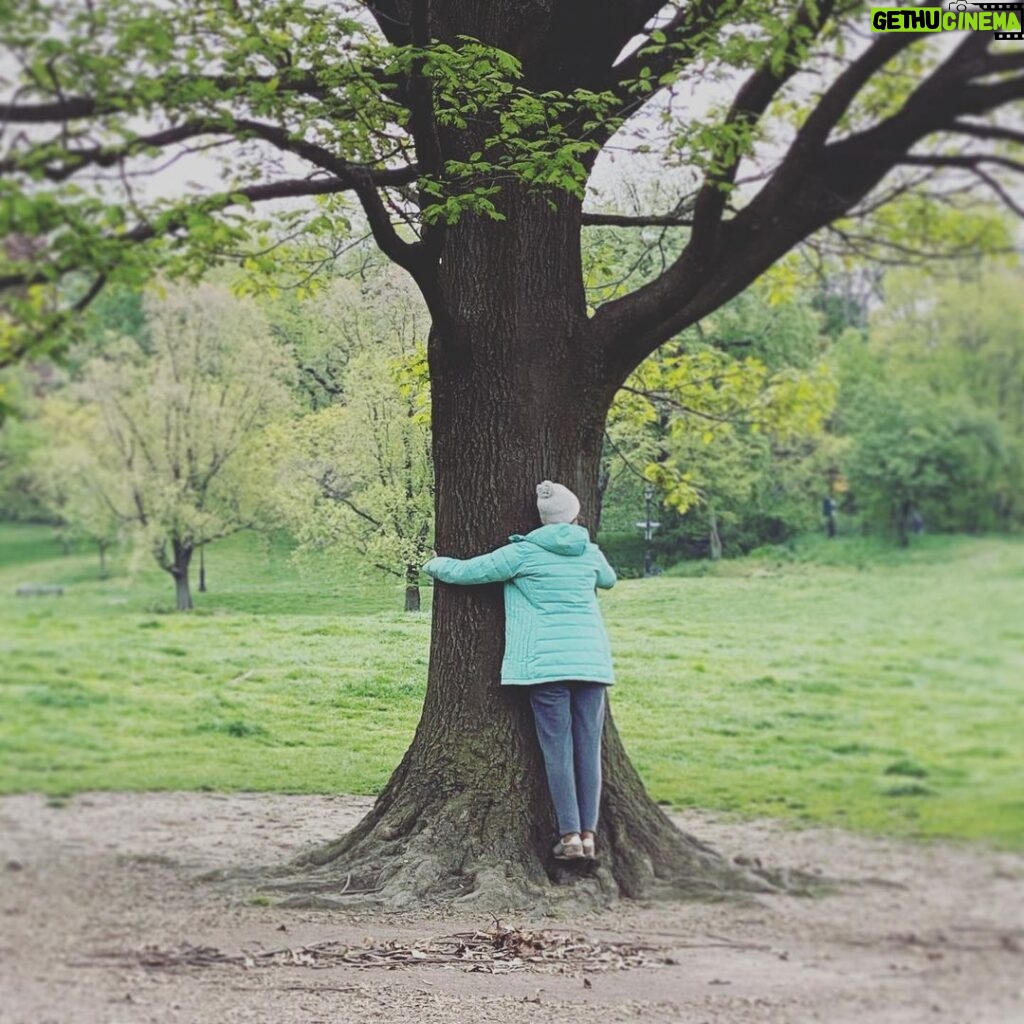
{"left": 529, "top": 681, "right": 608, "bottom": 836}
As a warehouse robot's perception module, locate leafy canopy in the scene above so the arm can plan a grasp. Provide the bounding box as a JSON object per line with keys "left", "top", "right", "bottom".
{"left": 3, "top": 0, "right": 1022, "bottom": 368}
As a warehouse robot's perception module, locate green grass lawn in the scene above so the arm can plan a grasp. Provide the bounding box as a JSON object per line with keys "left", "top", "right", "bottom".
{"left": 1, "top": 523, "right": 1022, "bottom": 848}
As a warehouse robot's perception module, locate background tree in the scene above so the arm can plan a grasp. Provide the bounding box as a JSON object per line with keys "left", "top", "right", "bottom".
{"left": 31, "top": 410, "right": 122, "bottom": 572}
{"left": 600, "top": 279, "right": 836, "bottom": 561}
{"left": 3, "top": 1, "right": 1023, "bottom": 903}
{"left": 262, "top": 276, "right": 369, "bottom": 411}
{"left": 272, "top": 274, "right": 432, "bottom": 606}
{"left": 865, "top": 264, "right": 1024, "bottom": 526}
{"left": 840, "top": 380, "right": 1006, "bottom": 543}
{"left": 38, "top": 283, "right": 294, "bottom": 609}
{"left": 0, "top": 375, "right": 48, "bottom": 523}
{"left": 832, "top": 262, "right": 1023, "bottom": 541}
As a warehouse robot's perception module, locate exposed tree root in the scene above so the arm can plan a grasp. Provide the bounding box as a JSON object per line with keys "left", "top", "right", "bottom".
{"left": 245, "top": 785, "right": 792, "bottom": 914}
{"left": 203, "top": 710, "right": 813, "bottom": 912}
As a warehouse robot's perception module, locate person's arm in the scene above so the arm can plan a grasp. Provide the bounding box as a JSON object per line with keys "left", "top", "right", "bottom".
{"left": 594, "top": 547, "right": 617, "bottom": 589}
{"left": 423, "top": 543, "right": 526, "bottom": 586}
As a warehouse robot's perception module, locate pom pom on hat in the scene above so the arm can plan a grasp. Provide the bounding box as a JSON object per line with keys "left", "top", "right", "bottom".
{"left": 536, "top": 480, "right": 581, "bottom": 525}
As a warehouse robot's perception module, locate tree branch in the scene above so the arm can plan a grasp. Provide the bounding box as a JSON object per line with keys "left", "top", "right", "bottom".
{"left": 1, "top": 96, "right": 100, "bottom": 122}
{"left": 611, "top": 1, "right": 732, "bottom": 89}
{"left": 0, "top": 123, "right": 233, "bottom": 180}
{"left": 0, "top": 168, "right": 418, "bottom": 293}
{"left": 4, "top": 96, "right": 428, "bottom": 278}
{"left": 603, "top": 1, "right": 739, "bottom": 128}
{"left": 72, "top": 274, "right": 107, "bottom": 313}
{"left": 956, "top": 74, "right": 1024, "bottom": 119}
{"left": 794, "top": 34, "right": 924, "bottom": 153}
{"left": 591, "top": 21, "right": 1023, "bottom": 382}
{"left": 968, "top": 50, "right": 1024, "bottom": 77}
{"left": 820, "top": 221, "right": 1014, "bottom": 264}
{"left": 337, "top": 494, "right": 384, "bottom": 530}
{"left": 533, "top": 0, "right": 673, "bottom": 92}
{"left": 689, "top": 0, "right": 836, "bottom": 243}
{"left": 226, "top": 125, "right": 425, "bottom": 281}
{"left": 364, "top": 1, "right": 412, "bottom": 46}
{"left": 900, "top": 152, "right": 1024, "bottom": 175}
{"left": 0, "top": 72, "right": 334, "bottom": 124}
{"left": 582, "top": 212, "right": 693, "bottom": 228}
{"left": 948, "top": 120, "right": 1024, "bottom": 146}
{"left": 901, "top": 158, "right": 1024, "bottom": 218}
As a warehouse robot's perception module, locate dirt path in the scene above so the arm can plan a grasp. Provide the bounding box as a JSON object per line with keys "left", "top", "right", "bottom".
{"left": 1, "top": 792, "right": 1021, "bottom": 1024}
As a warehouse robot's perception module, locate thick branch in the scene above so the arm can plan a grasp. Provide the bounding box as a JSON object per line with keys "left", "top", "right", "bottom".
{"left": 0, "top": 168, "right": 418, "bottom": 292}
{"left": 0, "top": 123, "right": 228, "bottom": 180}
{"left": 582, "top": 212, "right": 692, "bottom": 227}
{"left": 0, "top": 73, "right": 331, "bottom": 124}
{"left": 406, "top": 0, "right": 444, "bottom": 261}
{"left": 364, "top": 1, "right": 412, "bottom": 46}
{"left": 591, "top": 23, "right": 1022, "bottom": 383}
{"left": 969, "top": 50, "right": 1024, "bottom": 77}
{"left": 605, "top": 1, "right": 737, "bottom": 127}
{"left": 1, "top": 96, "right": 99, "bottom": 122}
{"left": 956, "top": 74, "right": 1024, "bottom": 118}
{"left": 794, "top": 34, "right": 923, "bottom": 152}
{"left": 611, "top": 1, "right": 731, "bottom": 89}
{"left": 534, "top": 1, "right": 675, "bottom": 92}
{"left": 690, "top": 0, "right": 836, "bottom": 242}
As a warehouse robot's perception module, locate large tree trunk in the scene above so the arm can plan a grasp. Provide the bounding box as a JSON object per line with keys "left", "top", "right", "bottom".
{"left": 282, "top": 188, "right": 768, "bottom": 910}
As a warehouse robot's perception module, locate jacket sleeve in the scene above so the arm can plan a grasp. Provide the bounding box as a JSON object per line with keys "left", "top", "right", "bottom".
{"left": 594, "top": 548, "right": 617, "bottom": 590}
{"left": 423, "top": 543, "right": 527, "bottom": 586}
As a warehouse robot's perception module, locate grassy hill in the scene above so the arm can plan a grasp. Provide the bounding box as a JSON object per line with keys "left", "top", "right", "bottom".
{"left": 2, "top": 523, "right": 1021, "bottom": 848}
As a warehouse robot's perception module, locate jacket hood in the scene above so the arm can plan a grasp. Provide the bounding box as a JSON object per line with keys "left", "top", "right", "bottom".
{"left": 509, "top": 523, "right": 589, "bottom": 556}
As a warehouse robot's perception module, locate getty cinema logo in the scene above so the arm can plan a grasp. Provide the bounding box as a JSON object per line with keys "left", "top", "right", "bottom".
{"left": 871, "top": 1, "right": 1023, "bottom": 36}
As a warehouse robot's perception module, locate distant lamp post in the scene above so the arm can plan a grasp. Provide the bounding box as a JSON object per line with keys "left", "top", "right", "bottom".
{"left": 636, "top": 484, "right": 661, "bottom": 577}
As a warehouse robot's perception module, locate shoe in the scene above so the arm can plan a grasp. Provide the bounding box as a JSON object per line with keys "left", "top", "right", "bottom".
{"left": 553, "top": 834, "right": 584, "bottom": 860}
{"left": 581, "top": 834, "right": 596, "bottom": 860}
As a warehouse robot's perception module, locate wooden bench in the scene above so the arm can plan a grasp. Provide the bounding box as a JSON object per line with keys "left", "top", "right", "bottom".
{"left": 15, "top": 584, "right": 65, "bottom": 597}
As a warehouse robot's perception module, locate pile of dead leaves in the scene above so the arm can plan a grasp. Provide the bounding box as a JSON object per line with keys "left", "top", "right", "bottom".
{"left": 79, "top": 924, "right": 673, "bottom": 975}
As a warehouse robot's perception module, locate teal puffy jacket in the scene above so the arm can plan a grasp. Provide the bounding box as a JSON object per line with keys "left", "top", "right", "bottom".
{"left": 423, "top": 523, "right": 617, "bottom": 686}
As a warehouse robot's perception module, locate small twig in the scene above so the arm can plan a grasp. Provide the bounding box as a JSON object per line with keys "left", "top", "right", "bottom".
{"left": 73, "top": 926, "right": 675, "bottom": 975}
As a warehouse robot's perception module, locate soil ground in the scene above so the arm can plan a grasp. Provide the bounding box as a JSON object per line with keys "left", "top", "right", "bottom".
{"left": 1, "top": 791, "right": 1021, "bottom": 1024}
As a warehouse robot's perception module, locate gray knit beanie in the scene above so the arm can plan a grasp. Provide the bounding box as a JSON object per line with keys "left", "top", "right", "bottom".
{"left": 536, "top": 480, "right": 581, "bottom": 525}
